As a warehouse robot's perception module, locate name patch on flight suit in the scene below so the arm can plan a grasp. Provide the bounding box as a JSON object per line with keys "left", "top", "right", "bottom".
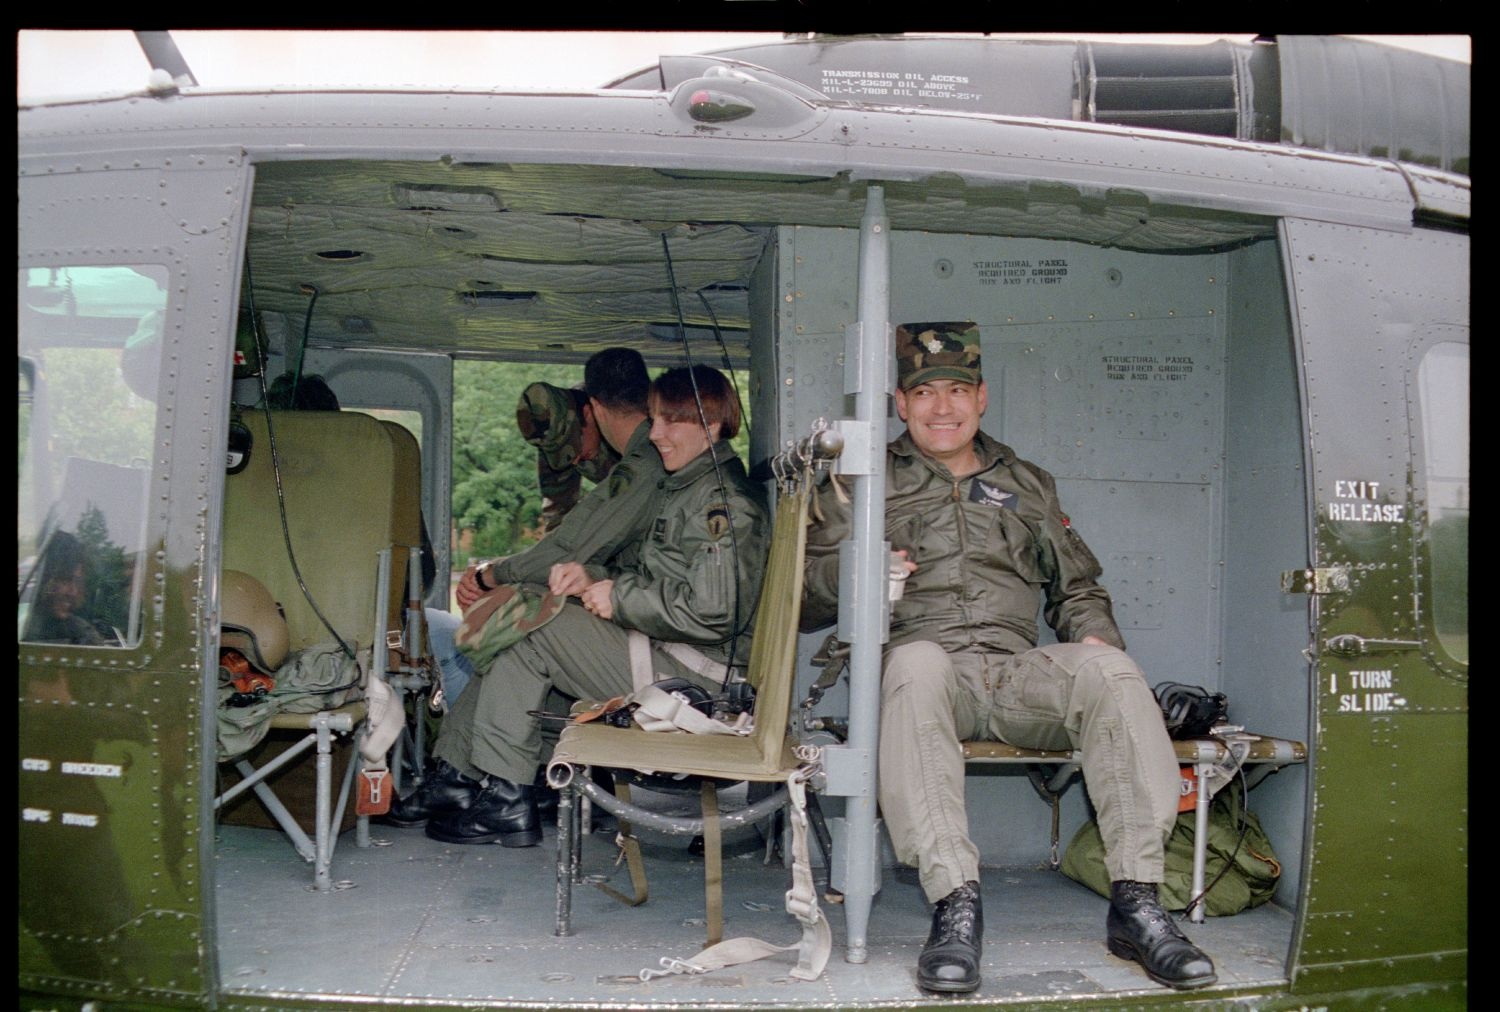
{"left": 705, "top": 504, "right": 732, "bottom": 541}
{"left": 651, "top": 517, "right": 669, "bottom": 542}
{"left": 968, "top": 479, "right": 1016, "bottom": 510}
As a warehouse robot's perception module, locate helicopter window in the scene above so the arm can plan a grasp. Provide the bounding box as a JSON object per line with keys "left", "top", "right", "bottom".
{"left": 17, "top": 265, "right": 166, "bottom": 648}
{"left": 1416, "top": 340, "right": 1468, "bottom": 666}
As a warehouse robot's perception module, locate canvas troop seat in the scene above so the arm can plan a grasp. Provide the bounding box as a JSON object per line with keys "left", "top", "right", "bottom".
{"left": 960, "top": 732, "right": 1306, "bottom": 922}
{"left": 213, "top": 409, "right": 424, "bottom": 890}
{"left": 547, "top": 438, "right": 836, "bottom": 981}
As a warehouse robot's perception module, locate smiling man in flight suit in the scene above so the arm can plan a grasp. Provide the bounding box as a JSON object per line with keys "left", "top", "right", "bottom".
{"left": 802, "top": 322, "right": 1215, "bottom": 994}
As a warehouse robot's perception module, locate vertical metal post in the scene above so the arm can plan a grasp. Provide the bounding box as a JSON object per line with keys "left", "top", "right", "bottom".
{"left": 374, "top": 548, "right": 399, "bottom": 793}
{"left": 842, "top": 185, "right": 891, "bottom": 963}
{"left": 314, "top": 716, "right": 333, "bottom": 892}
{"left": 555, "top": 784, "right": 575, "bottom": 937}
{"left": 1190, "top": 762, "right": 1211, "bottom": 923}
{"left": 397, "top": 545, "right": 425, "bottom": 794}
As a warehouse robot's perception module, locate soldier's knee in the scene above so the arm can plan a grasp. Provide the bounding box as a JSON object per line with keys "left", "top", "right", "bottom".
{"left": 882, "top": 640, "right": 955, "bottom": 703}
{"left": 1064, "top": 644, "right": 1151, "bottom": 702}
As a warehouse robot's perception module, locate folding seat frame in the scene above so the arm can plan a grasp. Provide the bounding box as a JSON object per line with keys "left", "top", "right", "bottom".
{"left": 213, "top": 410, "right": 431, "bottom": 890}
{"left": 547, "top": 442, "right": 833, "bottom": 962}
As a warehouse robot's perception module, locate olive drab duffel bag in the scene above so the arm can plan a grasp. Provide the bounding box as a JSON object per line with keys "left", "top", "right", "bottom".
{"left": 1061, "top": 780, "right": 1283, "bottom": 916}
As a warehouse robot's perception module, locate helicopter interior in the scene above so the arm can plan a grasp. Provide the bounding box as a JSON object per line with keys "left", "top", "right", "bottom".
{"left": 214, "top": 153, "right": 1311, "bottom": 1002}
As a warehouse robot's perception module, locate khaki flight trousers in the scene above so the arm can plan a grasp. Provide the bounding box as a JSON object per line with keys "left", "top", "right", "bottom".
{"left": 879, "top": 640, "right": 1179, "bottom": 903}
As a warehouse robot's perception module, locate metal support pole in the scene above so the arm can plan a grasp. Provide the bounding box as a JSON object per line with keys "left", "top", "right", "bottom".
{"left": 399, "top": 545, "right": 426, "bottom": 794}
{"left": 314, "top": 717, "right": 334, "bottom": 891}
{"left": 1190, "top": 762, "right": 1211, "bottom": 923}
{"left": 555, "top": 785, "right": 576, "bottom": 937}
{"left": 842, "top": 185, "right": 891, "bottom": 964}
{"left": 374, "top": 549, "right": 398, "bottom": 793}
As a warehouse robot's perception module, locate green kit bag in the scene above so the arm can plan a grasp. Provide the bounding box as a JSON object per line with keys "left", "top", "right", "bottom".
{"left": 1060, "top": 781, "right": 1282, "bottom": 916}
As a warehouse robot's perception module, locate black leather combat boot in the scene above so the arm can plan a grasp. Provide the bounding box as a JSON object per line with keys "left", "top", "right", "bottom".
{"left": 424, "top": 776, "right": 540, "bottom": 847}
{"left": 917, "top": 880, "right": 983, "bottom": 993}
{"left": 1106, "top": 880, "right": 1218, "bottom": 989}
{"left": 378, "top": 758, "right": 482, "bottom": 828}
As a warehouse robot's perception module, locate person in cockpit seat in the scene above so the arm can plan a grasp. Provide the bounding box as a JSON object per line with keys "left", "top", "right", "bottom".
{"left": 800, "top": 323, "right": 1217, "bottom": 995}
{"left": 20, "top": 532, "right": 106, "bottom": 646}
{"left": 408, "top": 365, "right": 767, "bottom": 848}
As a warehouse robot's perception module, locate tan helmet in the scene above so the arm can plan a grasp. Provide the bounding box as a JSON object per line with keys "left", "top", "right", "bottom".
{"left": 221, "top": 570, "right": 289, "bottom": 674}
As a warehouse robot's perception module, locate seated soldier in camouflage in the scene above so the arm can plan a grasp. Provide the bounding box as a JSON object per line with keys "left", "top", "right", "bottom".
{"left": 516, "top": 379, "right": 622, "bottom": 535}
{"left": 423, "top": 365, "right": 768, "bottom": 848}
{"left": 383, "top": 347, "right": 664, "bottom": 827}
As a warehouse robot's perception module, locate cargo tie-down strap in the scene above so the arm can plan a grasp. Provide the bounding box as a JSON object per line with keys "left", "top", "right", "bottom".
{"left": 637, "top": 771, "right": 831, "bottom": 983}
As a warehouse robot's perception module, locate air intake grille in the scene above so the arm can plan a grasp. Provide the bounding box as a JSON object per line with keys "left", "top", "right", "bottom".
{"left": 1084, "top": 43, "right": 1242, "bottom": 138}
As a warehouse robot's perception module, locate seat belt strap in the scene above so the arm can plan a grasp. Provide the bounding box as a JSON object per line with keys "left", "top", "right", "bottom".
{"left": 657, "top": 640, "right": 730, "bottom": 683}
{"left": 638, "top": 774, "right": 830, "bottom": 983}
{"left": 702, "top": 780, "right": 724, "bottom": 947}
{"left": 626, "top": 630, "right": 654, "bottom": 691}
{"left": 630, "top": 684, "right": 749, "bottom": 736}
{"left": 595, "top": 781, "right": 648, "bottom": 908}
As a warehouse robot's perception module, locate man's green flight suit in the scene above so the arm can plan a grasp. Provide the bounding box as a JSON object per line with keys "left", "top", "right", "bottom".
{"left": 803, "top": 430, "right": 1179, "bottom": 903}
{"left": 488, "top": 418, "right": 661, "bottom": 588}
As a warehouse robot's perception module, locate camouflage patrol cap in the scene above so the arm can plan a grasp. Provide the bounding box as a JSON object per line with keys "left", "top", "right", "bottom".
{"left": 516, "top": 382, "right": 590, "bottom": 471}
{"left": 895, "top": 322, "right": 982, "bottom": 390}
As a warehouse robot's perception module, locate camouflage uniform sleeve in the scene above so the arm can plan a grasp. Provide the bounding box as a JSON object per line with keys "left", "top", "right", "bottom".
{"left": 611, "top": 484, "right": 769, "bottom": 645}
{"left": 1031, "top": 466, "right": 1125, "bottom": 648}
{"left": 491, "top": 451, "right": 661, "bottom": 586}
{"left": 535, "top": 449, "right": 583, "bottom": 534}
{"left": 800, "top": 471, "right": 852, "bottom": 632}
{"left": 518, "top": 381, "right": 591, "bottom": 534}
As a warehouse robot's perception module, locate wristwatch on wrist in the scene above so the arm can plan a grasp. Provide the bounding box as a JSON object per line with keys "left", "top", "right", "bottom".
{"left": 474, "top": 562, "right": 493, "bottom": 592}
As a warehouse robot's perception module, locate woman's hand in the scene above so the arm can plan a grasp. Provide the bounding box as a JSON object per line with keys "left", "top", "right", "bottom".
{"left": 548, "top": 561, "right": 595, "bottom": 597}
{"left": 580, "top": 579, "right": 615, "bottom": 620}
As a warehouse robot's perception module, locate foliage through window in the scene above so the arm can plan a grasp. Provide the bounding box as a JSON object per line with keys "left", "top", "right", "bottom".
{"left": 451, "top": 360, "right": 751, "bottom": 570}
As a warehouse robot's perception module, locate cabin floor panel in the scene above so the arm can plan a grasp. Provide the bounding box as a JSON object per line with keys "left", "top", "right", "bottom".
{"left": 216, "top": 813, "right": 1295, "bottom": 1006}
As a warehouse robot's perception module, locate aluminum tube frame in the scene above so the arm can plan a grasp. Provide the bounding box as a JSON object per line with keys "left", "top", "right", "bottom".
{"left": 842, "top": 186, "right": 891, "bottom": 964}
{"left": 568, "top": 773, "right": 789, "bottom": 836}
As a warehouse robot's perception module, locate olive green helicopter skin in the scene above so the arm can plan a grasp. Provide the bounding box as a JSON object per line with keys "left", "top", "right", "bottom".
{"left": 18, "top": 32, "right": 1466, "bottom": 1012}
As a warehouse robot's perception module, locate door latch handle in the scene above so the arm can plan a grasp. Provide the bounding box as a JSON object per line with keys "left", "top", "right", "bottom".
{"left": 1323, "top": 634, "right": 1423, "bottom": 657}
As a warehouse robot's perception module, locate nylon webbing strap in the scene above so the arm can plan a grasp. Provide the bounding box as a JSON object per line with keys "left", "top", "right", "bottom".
{"left": 626, "top": 630, "right": 654, "bottom": 691}
{"left": 638, "top": 774, "right": 830, "bottom": 983}
{"left": 356, "top": 651, "right": 403, "bottom": 768}
{"left": 631, "top": 684, "right": 749, "bottom": 735}
{"left": 659, "top": 640, "right": 730, "bottom": 683}
{"left": 702, "top": 780, "right": 724, "bottom": 946}
{"left": 596, "top": 781, "right": 648, "bottom": 907}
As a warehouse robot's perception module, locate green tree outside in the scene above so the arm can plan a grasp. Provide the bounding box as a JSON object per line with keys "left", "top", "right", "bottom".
{"left": 450, "top": 359, "right": 751, "bottom": 570}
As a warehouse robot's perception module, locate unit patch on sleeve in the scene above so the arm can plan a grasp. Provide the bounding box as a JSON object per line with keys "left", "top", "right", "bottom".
{"left": 969, "top": 479, "right": 1017, "bottom": 510}
{"left": 705, "top": 504, "right": 732, "bottom": 540}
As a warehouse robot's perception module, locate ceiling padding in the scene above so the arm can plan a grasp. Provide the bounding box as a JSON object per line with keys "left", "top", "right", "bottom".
{"left": 246, "top": 159, "right": 1272, "bottom": 357}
